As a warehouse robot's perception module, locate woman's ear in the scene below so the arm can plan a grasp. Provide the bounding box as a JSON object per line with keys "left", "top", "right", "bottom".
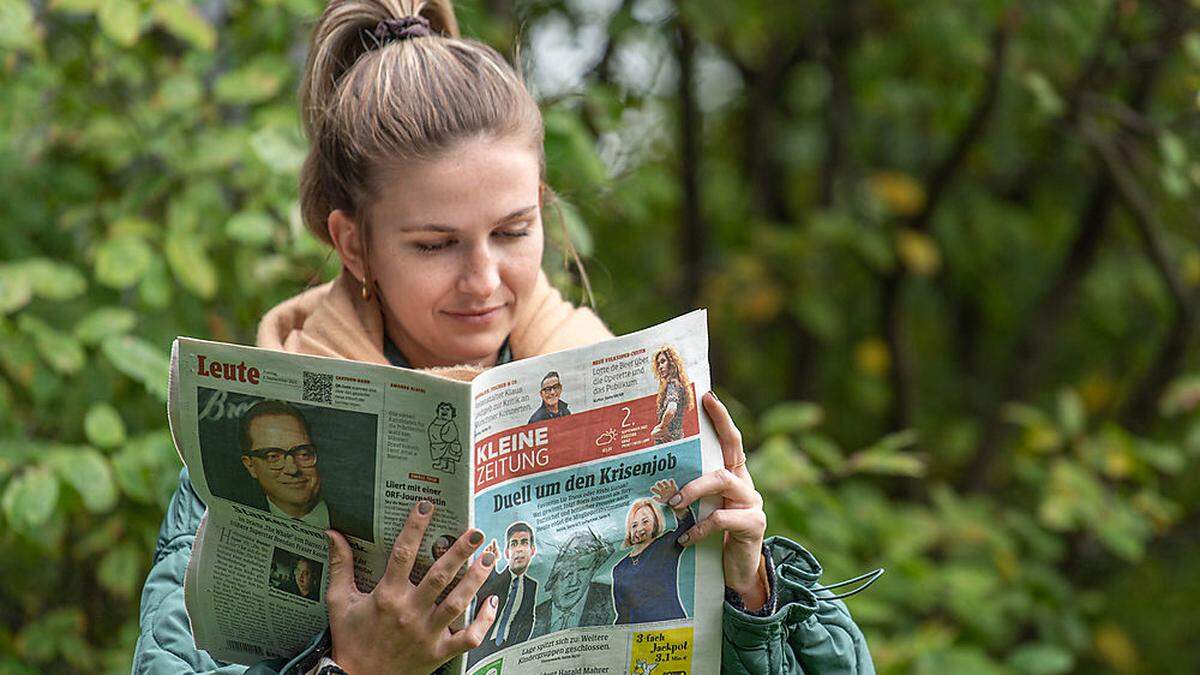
{"left": 328, "top": 209, "right": 367, "bottom": 283}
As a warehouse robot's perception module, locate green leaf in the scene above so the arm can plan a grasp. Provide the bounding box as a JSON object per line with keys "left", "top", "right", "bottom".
{"left": 846, "top": 449, "right": 926, "bottom": 477}
{"left": 1057, "top": 389, "right": 1085, "bottom": 438}
{"left": 2, "top": 466, "right": 60, "bottom": 534}
{"left": 97, "top": 542, "right": 142, "bottom": 598}
{"left": 0, "top": 0, "right": 38, "bottom": 52}
{"left": 20, "top": 259, "right": 87, "bottom": 301}
{"left": 112, "top": 432, "right": 176, "bottom": 504}
{"left": 84, "top": 403, "right": 127, "bottom": 448}
{"left": 1022, "top": 72, "right": 1064, "bottom": 117}
{"left": 74, "top": 307, "right": 137, "bottom": 345}
{"left": 1159, "top": 132, "right": 1188, "bottom": 167}
{"left": 49, "top": 0, "right": 100, "bottom": 14}
{"left": 17, "top": 315, "right": 85, "bottom": 375}
{"left": 249, "top": 125, "right": 306, "bottom": 174}
{"left": 15, "top": 608, "right": 84, "bottom": 664}
{"left": 799, "top": 432, "right": 846, "bottom": 473}
{"left": 101, "top": 335, "right": 170, "bottom": 401}
{"left": 214, "top": 57, "right": 287, "bottom": 104}
{"left": 760, "top": 401, "right": 825, "bottom": 435}
{"left": 1007, "top": 643, "right": 1074, "bottom": 675}
{"left": 153, "top": 0, "right": 216, "bottom": 51}
{"left": 0, "top": 266, "right": 33, "bottom": 315}
{"left": 45, "top": 447, "right": 118, "bottom": 513}
{"left": 164, "top": 228, "right": 218, "bottom": 299}
{"left": 750, "top": 435, "right": 821, "bottom": 490}
{"left": 94, "top": 233, "right": 153, "bottom": 289}
{"left": 226, "top": 210, "right": 276, "bottom": 245}
{"left": 139, "top": 257, "right": 174, "bottom": 309}
{"left": 97, "top": 0, "right": 141, "bottom": 47}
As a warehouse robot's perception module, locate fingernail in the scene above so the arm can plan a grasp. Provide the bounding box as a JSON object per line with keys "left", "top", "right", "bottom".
{"left": 481, "top": 552, "right": 495, "bottom": 567}
{"left": 469, "top": 530, "right": 484, "bottom": 545}
{"left": 417, "top": 500, "right": 433, "bottom": 515}
{"left": 489, "top": 595, "right": 498, "bottom": 608}
{"left": 668, "top": 494, "right": 682, "bottom": 507}
{"left": 709, "top": 391, "right": 720, "bottom": 403}
{"left": 677, "top": 532, "right": 690, "bottom": 545}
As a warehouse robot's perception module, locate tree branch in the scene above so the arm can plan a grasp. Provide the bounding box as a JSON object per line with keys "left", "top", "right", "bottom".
{"left": 879, "top": 16, "right": 1014, "bottom": 431}
{"left": 962, "top": 0, "right": 1189, "bottom": 492}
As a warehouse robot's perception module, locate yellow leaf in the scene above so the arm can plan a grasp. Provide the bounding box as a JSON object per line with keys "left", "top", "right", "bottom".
{"left": 1094, "top": 623, "right": 1138, "bottom": 673}
{"left": 870, "top": 171, "right": 926, "bottom": 216}
{"left": 855, "top": 338, "right": 891, "bottom": 377}
{"left": 896, "top": 229, "right": 942, "bottom": 276}
{"left": 1080, "top": 374, "right": 1116, "bottom": 412}
{"left": 1183, "top": 251, "right": 1200, "bottom": 286}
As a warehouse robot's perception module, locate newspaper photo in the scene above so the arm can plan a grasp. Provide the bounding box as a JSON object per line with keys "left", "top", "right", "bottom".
{"left": 168, "top": 310, "right": 725, "bottom": 674}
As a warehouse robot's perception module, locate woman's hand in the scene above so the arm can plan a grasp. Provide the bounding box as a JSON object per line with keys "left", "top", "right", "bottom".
{"left": 325, "top": 501, "right": 499, "bottom": 674}
{"left": 666, "top": 392, "right": 769, "bottom": 611}
{"left": 650, "top": 478, "right": 681, "bottom": 511}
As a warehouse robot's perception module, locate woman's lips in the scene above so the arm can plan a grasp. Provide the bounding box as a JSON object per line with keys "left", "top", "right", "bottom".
{"left": 443, "top": 305, "right": 505, "bottom": 325}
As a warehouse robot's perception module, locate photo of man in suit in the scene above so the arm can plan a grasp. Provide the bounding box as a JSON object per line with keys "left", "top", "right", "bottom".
{"left": 531, "top": 529, "right": 615, "bottom": 638}
{"left": 239, "top": 400, "right": 330, "bottom": 526}
{"left": 469, "top": 521, "right": 539, "bottom": 665}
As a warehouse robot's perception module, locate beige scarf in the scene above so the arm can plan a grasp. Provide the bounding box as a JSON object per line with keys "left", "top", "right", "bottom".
{"left": 256, "top": 269, "right": 611, "bottom": 380}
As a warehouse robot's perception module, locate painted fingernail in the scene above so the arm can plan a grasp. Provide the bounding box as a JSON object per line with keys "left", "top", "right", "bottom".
{"left": 668, "top": 494, "right": 682, "bottom": 507}
{"left": 489, "top": 595, "right": 499, "bottom": 608}
{"left": 469, "top": 530, "right": 484, "bottom": 545}
{"left": 417, "top": 500, "right": 433, "bottom": 515}
{"left": 677, "top": 532, "right": 690, "bottom": 545}
{"left": 481, "top": 552, "right": 495, "bottom": 567}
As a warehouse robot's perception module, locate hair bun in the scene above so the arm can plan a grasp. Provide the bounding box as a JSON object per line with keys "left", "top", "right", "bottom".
{"left": 369, "top": 15, "right": 432, "bottom": 46}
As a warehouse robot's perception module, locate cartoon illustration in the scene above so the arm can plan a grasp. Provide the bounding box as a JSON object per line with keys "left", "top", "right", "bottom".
{"left": 427, "top": 401, "right": 462, "bottom": 473}
{"left": 531, "top": 529, "right": 615, "bottom": 637}
{"left": 631, "top": 660, "right": 658, "bottom": 675}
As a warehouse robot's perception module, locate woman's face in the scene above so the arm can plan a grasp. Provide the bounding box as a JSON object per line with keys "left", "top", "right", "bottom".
{"left": 338, "top": 135, "right": 544, "bottom": 368}
{"left": 655, "top": 353, "right": 674, "bottom": 381}
{"left": 628, "top": 505, "right": 657, "bottom": 546}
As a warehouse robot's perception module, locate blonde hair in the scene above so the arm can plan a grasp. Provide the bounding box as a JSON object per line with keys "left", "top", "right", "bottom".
{"left": 623, "top": 499, "right": 664, "bottom": 548}
{"left": 652, "top": 346, "right": 694, "bottom": 412}
{"left": 298, "top": 0, "right": 543, "bottom": 244}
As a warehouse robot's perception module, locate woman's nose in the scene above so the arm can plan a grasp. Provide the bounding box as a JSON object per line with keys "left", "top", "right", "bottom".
{"left": 458, "top": 242, "right": 501, "bottom": 298}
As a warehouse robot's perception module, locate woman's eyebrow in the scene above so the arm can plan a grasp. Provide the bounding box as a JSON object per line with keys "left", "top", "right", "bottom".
{"left": 399, "top": 205, "right": 537, "bottom": 232}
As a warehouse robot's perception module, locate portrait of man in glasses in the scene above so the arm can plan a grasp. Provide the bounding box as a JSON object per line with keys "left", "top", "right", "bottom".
{"left": 239, "top": 400, "right": 329, "bottom": 527}
{"left": 528, "top": 371, "right": 571, "bottom": 424}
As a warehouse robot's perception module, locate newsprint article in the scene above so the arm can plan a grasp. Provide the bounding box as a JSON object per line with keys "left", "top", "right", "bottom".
{"left": 168, "top": 310, "right": 725, "bottom": 675}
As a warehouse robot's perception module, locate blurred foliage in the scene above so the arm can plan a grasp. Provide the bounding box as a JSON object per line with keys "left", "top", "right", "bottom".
{"left": 1, "top": 0, "right": 1199, "bottom": 673}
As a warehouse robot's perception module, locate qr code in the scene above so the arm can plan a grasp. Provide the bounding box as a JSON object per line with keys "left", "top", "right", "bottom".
{"left": 302, "top": 371, "right": 333, "bottom": 404}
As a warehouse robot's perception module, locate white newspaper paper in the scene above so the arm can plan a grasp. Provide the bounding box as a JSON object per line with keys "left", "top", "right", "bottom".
{"left": 170, "top": 310, "right": 724, "bottom": 674}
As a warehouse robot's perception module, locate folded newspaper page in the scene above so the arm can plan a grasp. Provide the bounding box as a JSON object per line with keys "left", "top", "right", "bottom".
{"left": 169, "top": 310, "right": 724, "bottom": 674}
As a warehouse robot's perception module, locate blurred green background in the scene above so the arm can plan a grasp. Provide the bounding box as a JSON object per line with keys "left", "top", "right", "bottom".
{"left": 2, "top": 0, "right": 1200, "bottom": 672}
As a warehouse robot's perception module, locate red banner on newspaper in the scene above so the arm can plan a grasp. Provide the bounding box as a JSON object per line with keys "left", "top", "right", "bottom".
{"left": 473, "top": 388, "right": 700, "bottom": 492}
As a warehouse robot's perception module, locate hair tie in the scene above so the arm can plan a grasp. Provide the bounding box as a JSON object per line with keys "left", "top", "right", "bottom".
{"left": 370, "top": 15, "right": 432, "bottom": 46}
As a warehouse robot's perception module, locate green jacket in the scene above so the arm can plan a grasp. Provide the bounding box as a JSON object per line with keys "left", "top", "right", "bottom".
{"left": 134, "top": 470, "right": 875, "bottom": 674}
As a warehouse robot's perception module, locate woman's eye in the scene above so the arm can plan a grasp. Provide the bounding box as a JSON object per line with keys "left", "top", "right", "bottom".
{"left": 494, "top": 226, "right": 530, "bottom": 239}
{"left": 414, "top": 240, "right": 454, "bottom": 252}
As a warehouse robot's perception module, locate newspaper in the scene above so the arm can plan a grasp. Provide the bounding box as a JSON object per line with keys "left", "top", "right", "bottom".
{"left": 169, "top": 310, "right": 725, "bottom": 674}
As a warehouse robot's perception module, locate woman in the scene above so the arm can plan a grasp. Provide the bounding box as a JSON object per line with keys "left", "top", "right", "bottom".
{"left": 611, "top": 479, "right": 694, "bottom": 624}
{"left": 132, "top": 2, "right": 875, "bottom": 674}
{"left": 650, "top": 346, "right": 693, "bottom": 444}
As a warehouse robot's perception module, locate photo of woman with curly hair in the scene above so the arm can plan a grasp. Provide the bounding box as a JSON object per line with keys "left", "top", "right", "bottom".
{"left": 650, "top": 346, "right": 694, "bottom": 445}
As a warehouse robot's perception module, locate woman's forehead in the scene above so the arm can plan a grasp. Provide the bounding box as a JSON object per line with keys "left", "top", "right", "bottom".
{"left": 369, "top": 136, "right": 540, "bottom": 230}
